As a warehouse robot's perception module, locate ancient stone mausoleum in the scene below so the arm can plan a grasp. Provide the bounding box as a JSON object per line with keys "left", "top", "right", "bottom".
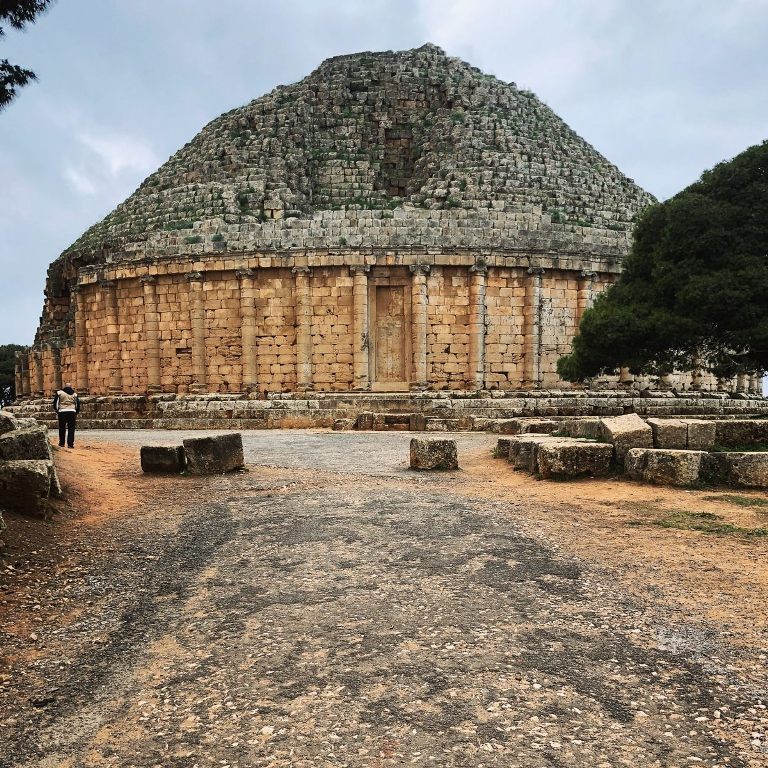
{"left": 20, "top": 44, "right": 754, "bottom": 399}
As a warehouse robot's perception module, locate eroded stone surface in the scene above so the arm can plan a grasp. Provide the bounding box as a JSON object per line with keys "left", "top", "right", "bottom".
{"left": 536, "top": 441, "right": 614, "bottom": 479}
{"left": 140, "top": 445, "right": 187, "bottom": 474}
{"left": 647, "top": 418, "right": 688, "bottom": 449}
{"left": 409, "top": 438, "right": 458, "bottom": 470}
{"left": 182, "top": 433, "right": 244, "bottom": 475}
{"left": 600, "top": 413, "right": 653, "bottom": 462}
{"left": 625, "top": 448, "right": 705, "bottom": 486}
{"left": 0, "top": 427, "right": 52, "bottom": 462}
{"left": 0, "top": 459, "right": 56, "bottom": 515}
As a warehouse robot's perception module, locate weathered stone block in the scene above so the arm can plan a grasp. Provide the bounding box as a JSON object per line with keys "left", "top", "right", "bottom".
{"left": 507, "top": 434, "right": 564, "bottom": 472}
{"left": 494, "top": 437, "right": 512, "bottom": 458}
{"left": 0, "top": 427, "right": 52, "bottom": 461}
{"left": 332, "top": 418, "right": 355, "bottom": 431}
{"left": 0, "top": 410, "right": 19, "bottom": 436}
{"left": 685, "top": 420, "right": 717, "bottom": 451}
{"left": 625, "top": 448, "right": 704, "bottom": 486}
{"left": 557, "top": 418, "right": 602, "bottom": 440}
{"left": 182, "top": 433, "right": 244, "bottom": 475}
{"left": 409, "top": 438, "right": 458, "bottom": 470}
{"left": 140, "top": 445, "right": 187, "bottom": 474}
{"left": 0, "top": 460, "right": 56, "bottom": 515}
{"left": 714, "top": 420, "right": 768, "bottom": 448}
{"left": 722, "top": 452, "right": 768, "bottom": 488}
{"left": 356, "top": 412, "right": 374, "bottom": 430}
{"left": 600, "top": 414, "right": 653, "bottom": 461}
{"left": 647, "top": 418, "right": 688, "bottom": 449}
{"left": 536, "top": 442, "right": 614, "bottom": 479}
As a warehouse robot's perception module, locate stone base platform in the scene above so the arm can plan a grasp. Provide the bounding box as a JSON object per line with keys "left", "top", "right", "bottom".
{"left": 7, "top": 390, "right": 768, "bottom": 432}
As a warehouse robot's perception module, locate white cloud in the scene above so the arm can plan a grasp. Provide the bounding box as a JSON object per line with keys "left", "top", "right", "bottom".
{"left": 63, "top": 165, "right": 98, "bottom": 195}
{"left": 76, "top": 131, "right": 157, "bottom": 177}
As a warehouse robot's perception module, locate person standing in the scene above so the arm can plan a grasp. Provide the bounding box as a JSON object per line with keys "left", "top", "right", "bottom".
{"left": 53, "top": 382, "right": 80, "bottom": 448}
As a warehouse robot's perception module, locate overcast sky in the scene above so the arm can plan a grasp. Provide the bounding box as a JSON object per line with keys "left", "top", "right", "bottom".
{"left": 1, "top": 0, "right": 767, "bottom": 345}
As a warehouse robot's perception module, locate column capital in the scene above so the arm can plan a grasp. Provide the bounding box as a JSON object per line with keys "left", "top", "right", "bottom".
{"left": 470, "top": 259, "right": 488, "bottom": 275}
{"left": 98, "top": 279, "right": 117, "bottom": 289}
{"left": 186, "top": 271, "right": 204, "bottom": 282}
{"left": 291, "top": 265, "right": 311, "bottom": 275}
{"left": 235, "top": 268, "right": 254, "bottom": 280}
{"left": 349, "top": 264, "right": 371, "bottom": 276}
{"left": 526, "top": 266, "right": 545, "bottom": 276}
{"left": 139, "top": 275, "right": 157, "bottom": 285}
{"left": 71, "top": 283, "right": 86, "bottom": 294}
{"left": 579, "top": 270, "right": 597, "bottom": 280}
{"left": 409, "top": 263, "right": 431, "bottom": 276}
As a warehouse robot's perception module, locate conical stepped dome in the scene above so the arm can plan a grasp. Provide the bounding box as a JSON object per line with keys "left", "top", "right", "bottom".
{"left": 62, "top": 42, "right": 652, "bottom": 261}
{"left": 26, "top": 44, "right": 655, "bottom": 400}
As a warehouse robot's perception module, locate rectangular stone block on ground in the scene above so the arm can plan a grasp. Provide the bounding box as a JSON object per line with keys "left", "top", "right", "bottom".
{"left": 0, "top": 459, "right": 57, "bottom": 515}
{"left": 494, "top": 438, "right": 512, "bottom": 458}
{"left": 721, "top": 452, "right": 768, "bottom": 488}
{"left": 507, "top": 434, "right": 567, "bottom": 473}
{"left": 555, "top": 418, "right": 602, "bottom": 440}
{"left": 600, "top": 413, "right": 653, "bottom": 462}
{"left": 141, "top": 445, "right": 187, "bottom": 474}
{"left": 684, "top": 420, "right": 717, "bottom": 451}
{"left": 536, "top": 441, "right": 614, "bottom": 479}
{"left": 647, "top": 418, "right": 688, "bottom": 449}
{"left": 0, "top": 411, "right": 19, "bottom": 436}
{"left": 625, "top": 448, "right": 705, "bottom": 486}
{"left": 182, "top": 433, "right": 244, "bottom": 475}
{"left": 0, "top": 427, "right": 52, "bottom": 461}
{"left": 409, "top": 438, "right": 458, "bottom": 470}
{"left": 714, "top": 420, "right": 768, "bottom": 449}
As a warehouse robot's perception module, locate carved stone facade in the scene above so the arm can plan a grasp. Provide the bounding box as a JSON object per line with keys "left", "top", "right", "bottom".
{"left": 19, "top": 45, "right": 758, "bottom": 397}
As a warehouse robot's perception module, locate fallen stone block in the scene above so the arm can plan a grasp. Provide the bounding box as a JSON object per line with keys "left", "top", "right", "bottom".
{"left": 140, "top": 445, "right": 187, "bottom": 474}
{"left": 507, "top": 434, "right": 566, "bottom": 473}
{"left": 409, "top": 438, "right": 458, "bottom": 470}
{"left": 182, "top": 433, "right": 244, "bottom": 475}
{"left": 556, "top": 418, "right": 602, "bottom": 440}
{"left": 722, "top": 452, "right": 768, "bottom": 488}
{"left": 332, "top": 418, "right": 355, "bottom": 431}
{"left": 714, "top": 420, "right": 768, "bottom": 448}
{"left": 0, "top": 427, "right": 52, "bottom": 461}
{"left": 536, "top": 441, "right": 614, "bottom": 479}
{"left": 0, "top": 459, "right": 56, "bottom": 515}
{"left": 600, "top": 413, "right": 653, "bottom": 461}
{"left": 647, "top": 419, "right": 688, "bottom": 449}
{"left": 0, "top": 411, "right": 19, "bottom": 436}
{"left": 356, "top": 412, "right": 375, "bottom": 430}
{"left": 494, "top": 438, "right": 513, "bottom": 458}
{"left": 497, "top": 418, "right": 558, "bottom": 435}
{"left": 409, "top": 413, "right": 427, "bottom": 431}
{"left": 684, "top": 420, "right": 717, "bottom": 451}
{"left": 625, "top": 448, "right": 705, "bottom": 486}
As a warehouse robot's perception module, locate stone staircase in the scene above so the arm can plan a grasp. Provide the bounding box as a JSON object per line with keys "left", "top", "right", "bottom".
{"left": 7, "top": 390, "right": 768, "bottom": 432}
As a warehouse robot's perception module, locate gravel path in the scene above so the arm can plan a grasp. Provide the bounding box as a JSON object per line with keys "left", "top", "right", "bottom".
{"left": 1, "top": 430, "right": 764, "bottom": 767}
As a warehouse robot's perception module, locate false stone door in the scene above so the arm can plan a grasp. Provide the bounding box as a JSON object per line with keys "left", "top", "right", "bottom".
{"left": 369, "top": 275, "right": 411, "bottom": 391}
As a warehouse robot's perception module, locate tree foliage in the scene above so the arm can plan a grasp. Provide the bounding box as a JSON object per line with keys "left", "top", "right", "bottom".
{"left": 0, "top": 0, "right": 53, "bottom": 110}
{"left": 558, "top": 140, "right": 768, "bottom": 382}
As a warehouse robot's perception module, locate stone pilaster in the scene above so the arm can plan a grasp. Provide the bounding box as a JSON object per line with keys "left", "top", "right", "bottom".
{"left": 237, "top": 268, "right": 259, "bottom": 393}
{"left": 140, "top": 276, "right": 162, "bottom": 393}
{"left": 524, "top": 267, "right": 544, "bottom": 389}
{"left": 51, "top": 346, "right": 62, "bottom": 392}
{"left": 576, "top": 270, "right": 596, "bottom": 326}
{"left": 186, "top": 272, "right": 207, "bottom": 393}
{"left": 14, "top": 352, "right": 23, "bottom": 398}
{"left": 468, "top": 260, "right": 488, "bottom": 391}
{"left": 292, "top": 266, "right": 313, "bottom": 391}
{"left": 409, "top": 263, "right": 430, "bottom": 390}
{"left": 101, "top": 280, "right": 123, "bottom": 394}
{"left": 33, "top": 349, "right": 44, "bottom": 395}
{"left": 18, "top": 351, "right": 30, "bottom": 397}
{"left": 72, "top": 285, "right": 89, "bottom": 393}
{"left": 350, "top": 265, "right": 371, "bottom": 390}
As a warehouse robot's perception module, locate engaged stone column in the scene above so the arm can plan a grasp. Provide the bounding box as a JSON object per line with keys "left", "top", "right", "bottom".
{"left": 51, "top": 346, "right": 62, "bottom": 391}
{"left": 409, "top": 263, "right": 430, "bottom": 391}
{"left": 17, "top": 351, "right": 30, "bottom": 396}
{"left": 350, "top": 265, "right": 370, "bottom": 391}
{"left": 524, "top": 267, "right": 544, "bottom": 389}
{"left": 576, "top": 270, "right": 596, "bottom": 326}
{"left": 292, "top": 266, "right": 313, "bottom": 391}
{"left": 187, "top": 272, "right": 207, "bottom": 393}
{"left": 237, "top": 268, "right": 259, "bottom": 393}
{"left": 72, "top": 285, "right": 89, "bottom": 393}
{"left": 468, "top": 260, "right": 488, "bottom": 391}
{"left": 14, "top": 352, "right": 23, "bottom": 398}
{"left": 33, "top": 349, "right": 44, "bottom": 395}
{"left": 101, "top": 280, "right": 123, "bottom": 394}
{"left": 140, "top": 276, "right": 162, "bottom": 393}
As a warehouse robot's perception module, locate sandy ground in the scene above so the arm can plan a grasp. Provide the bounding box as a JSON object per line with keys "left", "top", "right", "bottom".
{"left": 0, "top": 430, "right": 766, "bottom": 767}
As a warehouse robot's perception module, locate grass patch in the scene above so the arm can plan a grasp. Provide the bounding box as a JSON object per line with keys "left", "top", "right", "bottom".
{"left": 701, "top": 494, "right": 768, "bottom": 508}
{"left": 630, "top": 508, "right": 768, "bottom": 538}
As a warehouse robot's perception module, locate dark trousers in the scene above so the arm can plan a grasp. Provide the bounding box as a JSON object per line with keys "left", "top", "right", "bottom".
{"left": 58, "top": 412, "right": 76, "bottom": 447}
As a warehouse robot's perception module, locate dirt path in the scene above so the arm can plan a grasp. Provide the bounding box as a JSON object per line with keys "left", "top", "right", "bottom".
{"left": 1, "top": 431, "right": 767, "bottom": 767}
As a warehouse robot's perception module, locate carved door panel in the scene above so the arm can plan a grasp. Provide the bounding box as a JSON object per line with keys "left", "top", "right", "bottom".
{"left": 371, "top": 284, "right": 409, "bottom": 390}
